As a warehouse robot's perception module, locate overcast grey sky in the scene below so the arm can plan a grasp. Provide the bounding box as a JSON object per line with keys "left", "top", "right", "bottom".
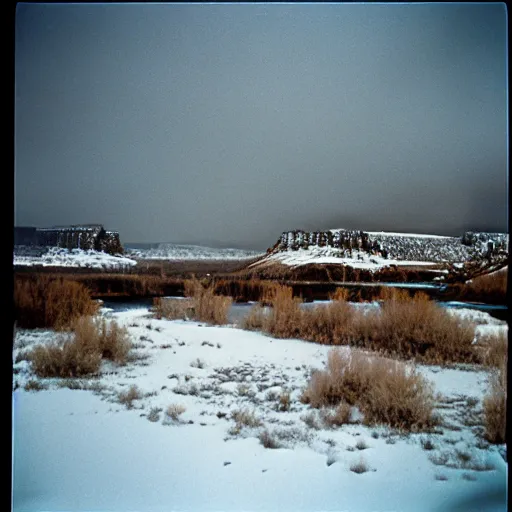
{"left": 15, "top": 3, "right": 508, "bottom": 249}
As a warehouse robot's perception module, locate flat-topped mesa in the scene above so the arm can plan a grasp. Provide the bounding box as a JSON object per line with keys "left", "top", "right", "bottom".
{"left": 15, "top": 224, "right": 124, "bottom": 255}
{"left": 269, "top": 228, "right": 509, "bottom": 263}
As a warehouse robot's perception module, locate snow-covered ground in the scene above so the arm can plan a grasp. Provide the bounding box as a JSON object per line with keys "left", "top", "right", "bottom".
{"left": 125, "top": 243, "right": 263, "bottom": 261}
{"left": 12, "top": 305, "right": 507, "bottom": 511}
{"left": 254, "top": 246, "right": 439, "bottom": 269}
{"left": 13, "top": 246, "right": 137, "bottom": 270}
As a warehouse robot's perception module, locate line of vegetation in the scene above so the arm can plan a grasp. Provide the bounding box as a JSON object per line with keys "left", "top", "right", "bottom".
{"left": 242, "top": 285, "right": 478, "bottom": 365}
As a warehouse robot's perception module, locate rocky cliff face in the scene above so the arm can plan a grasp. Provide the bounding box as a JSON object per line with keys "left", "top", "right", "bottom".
{"left": 272, "top": 230, "right": 378, "bottom": 254}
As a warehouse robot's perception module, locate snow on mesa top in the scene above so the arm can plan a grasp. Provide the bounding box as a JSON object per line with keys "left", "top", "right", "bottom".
{"left": 252, "top": 228, "right": 509, "bottom": 269}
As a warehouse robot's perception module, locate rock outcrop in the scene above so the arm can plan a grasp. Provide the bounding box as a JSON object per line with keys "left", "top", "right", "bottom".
{"left": 15, "top": 224, "right": 124, "bottom": 255}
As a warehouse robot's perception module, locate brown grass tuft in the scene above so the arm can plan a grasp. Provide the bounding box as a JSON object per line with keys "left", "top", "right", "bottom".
{"left": 263, "top": 285, "right": 303, "bottom": 338}
{"left": 118, "top": 385, "right": 142, "bottom": 409}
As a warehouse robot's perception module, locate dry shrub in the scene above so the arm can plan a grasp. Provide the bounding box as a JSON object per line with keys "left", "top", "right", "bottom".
{"left": 483, "top": 360, "right": 507, "bottom": 444}
{"left": 30, "top": 316, "right": 130, "bottom": 377}
{"left": 259, "top": 429, "right": 281, "bottom": 449}
{"left": 15, "top": 275, "right": 98, "bottom": 330}
{"left": 190, "top": 357, "right": 206, "bottom": 369}
{"left": 367, "top": 292, "right": 476, "bottom": 364}
{"left": 89, "top": 317, "right": 131, "bottom": 364}
{"left": 147, "top": 407, "right": 162, "bottom": 422}
{"left": 231, "top": 408, "right": 263, "bottom": 428}
{"left": 302, "top": 349, "right": 437, "bottom": 431}
{"left": 194, "top": 286, "right": 232, "bottom": 325}
{"left": 301, "top": 350, "right": 374, "bottom": 408}
{"left": 30, "top": 339, "right": 102, "bottom": 378}
{"left": 184, "top": 276, "right": 204, "bottom": 298}
{"left": 166, "top": 403, "right": 186, "bottom": 421}
{"left": 263, "top": 285, "right": 303, "bottom": 338}
{"left": 278, "top": 390, "right": 291, "bottom": 411}
{"left": 350, "top": 457, "right": 370, "bottom": 474}
{"left": 300, "top": 300, "right": 356, "bottom": 345}
{"left": 479, "top": 332, "right": 508, "bottom": 369}
{"left": 153, "top": 297, "right": 195, "bottom": 320}
{"left": 118, "top": 385, "right": 142, "bottom": 409}
{"left": 183, "top": 277, "right": 232, "bottom": 325}
{"left": 362, "top": 358, "right": 436, "bottom": 430}
{"left": 301, "top": 411, "right": 321, "bottom": 430}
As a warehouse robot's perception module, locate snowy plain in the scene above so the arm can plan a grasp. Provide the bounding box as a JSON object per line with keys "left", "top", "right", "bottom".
{"left": 12, "top": 304, "right": 508, "bottom": 512}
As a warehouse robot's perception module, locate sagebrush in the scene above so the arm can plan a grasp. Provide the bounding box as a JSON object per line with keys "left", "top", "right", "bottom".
{"left": 301, "top": 349, "right": 437, "bottom": 431}
{"left": 30, "top": 316, "right": 130, "bottom": 378}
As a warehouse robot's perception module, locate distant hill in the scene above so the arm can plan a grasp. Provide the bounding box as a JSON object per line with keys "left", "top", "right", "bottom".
{"left": 124, "top": 243, "right": 263, "bottom": 261}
